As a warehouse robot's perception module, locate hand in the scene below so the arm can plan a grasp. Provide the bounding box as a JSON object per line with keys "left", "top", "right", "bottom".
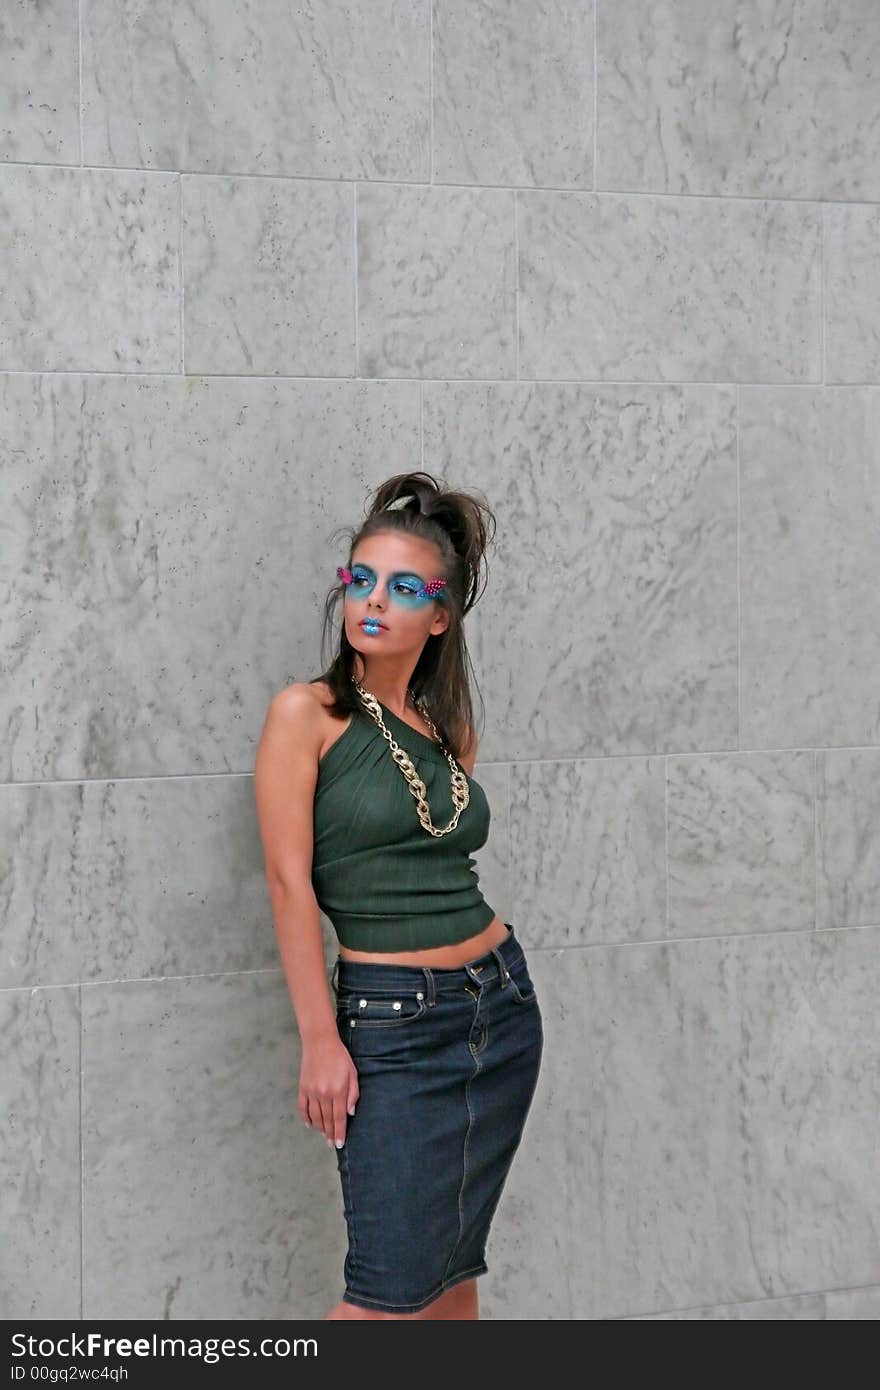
{"left": 298, "top": 1034, "right": 359, "bottom": 1149}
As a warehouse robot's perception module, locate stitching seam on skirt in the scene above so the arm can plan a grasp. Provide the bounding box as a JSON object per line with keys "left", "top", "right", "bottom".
{"left": 441, "top": 1035, "right": 481, "bottom": 1284}
{"left": 343, "top": 1260, "right": 488, "bottom": 1313}
{"left": 338, "top": 1141, "right": 358, "bottom": 1274}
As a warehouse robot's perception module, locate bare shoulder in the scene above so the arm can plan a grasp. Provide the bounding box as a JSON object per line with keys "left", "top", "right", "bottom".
{"left": 271, "top": 679, "right": 325, "bottom": 719}
{"left": 271, "top": 678, "right": 351, "bottom": 759}
{"left": 272, "top": 678, "right": 332, "bottom": 714}
{"left": 259, "top": 681, "right": 327, "bottom": 759}
{"left": 304, "top": 678, "right": 337, "bottom": 712}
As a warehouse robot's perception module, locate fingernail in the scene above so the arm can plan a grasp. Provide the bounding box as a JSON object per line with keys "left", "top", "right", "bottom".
{"left": 326, "top": 1138, "right": 333, "bottom": 1148}
{"left": 335, "top": 1139, "right": 344, "bottom": 1149}
{"left": 348, "top": 1105, "right": 355, "bottom": 1116}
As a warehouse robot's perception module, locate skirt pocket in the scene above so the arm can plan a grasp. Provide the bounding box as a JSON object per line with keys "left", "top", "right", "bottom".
{"left": 337, "top": 985, "right": 428, "bottom": 1030}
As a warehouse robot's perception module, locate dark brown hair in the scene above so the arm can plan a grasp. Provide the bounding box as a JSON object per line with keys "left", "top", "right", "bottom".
{"left": 309, "top": 470, "right": 496, "bottom": 759}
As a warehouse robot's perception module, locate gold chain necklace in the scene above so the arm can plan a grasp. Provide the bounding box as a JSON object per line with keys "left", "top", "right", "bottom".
{"left": 351, "top": 676, "right": 470, "bottom": 837}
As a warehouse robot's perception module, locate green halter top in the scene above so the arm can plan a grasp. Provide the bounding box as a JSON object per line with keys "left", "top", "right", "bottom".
{"left": 311, "top": 698, "right": 497, "bottom": 952}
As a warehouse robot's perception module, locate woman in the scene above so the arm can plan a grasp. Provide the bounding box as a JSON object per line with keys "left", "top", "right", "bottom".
{"left": 253, "top": 470, "right": 543, "bottom": 1319}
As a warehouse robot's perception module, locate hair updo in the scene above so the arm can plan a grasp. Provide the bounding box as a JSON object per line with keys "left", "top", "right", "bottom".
{"left": 311, "top": 470, "right": 496, "bottom": 759}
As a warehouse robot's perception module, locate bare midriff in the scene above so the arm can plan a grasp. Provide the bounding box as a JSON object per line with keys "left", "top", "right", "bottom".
{"left": 338, "top": 915, "right": 511, "bottom": 968}
{"left": 316, "top": 689, "right": 511, "bottom": 968}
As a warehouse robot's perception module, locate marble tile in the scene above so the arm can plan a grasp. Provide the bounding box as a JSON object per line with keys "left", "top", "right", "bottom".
{"left": 825, "top": 204, "right": 880, "bottom": 385}
{"left": 518, "top": 191, "right": 821, "bottom": 382}
{"left": 0, "top": 0, "right": 79, "bottom": 165}
{"left": 534, "top": 927, "right": 880, "bottom": 1319}
{"left": 597, "top": 0, "right": 880, "bottom": 200}
{"left": 82, "top": 0, "right": 429, "bottom": 179}
{"left": 357, "top": 182, "right": 516, "bottom": 379}
{"left": 817, "top": 749, "right": 880, "bottom": 931}
{"left": 0, "top": 372, "right": 419, "bottom": 782}
{"left": 424, "top": 381, "right": 738, "bottom": 759}
{"left": 626, "top": 1291, "right": 827, "bottom": 1319}
{"left": 740, "top": 387, "right": 880, "bottom": 749}
{"left": 825, "top": 1284, "right": 880, "bottom": 1319}
{"left": 630, "top": 1282, "right": 880, "bottom": 1317}
{"left": 509, "top": 757, "right": 666, "bottom": 950}
{"left": 4, "top": 0, "right": 878, "bottom": 1327}
{"left": 0, "top": 986, "right": 80, "bottom": 1319}
{"left": 0, "top": 166, "right": 179, "bottom": 372}
{"left": 432, "top": 0, "right": 593, "bottom": 189}
{"left": 667, "top": 751, "right": 815, "bottom": 938}
{"left": 0, "top": 775, "right": 280, "bottom": 990}
{"left": 82, "top": 969, "right": 345, "bottom": 1319}
{"left": 182, "top": 176, "right": 354, "bottom": 376}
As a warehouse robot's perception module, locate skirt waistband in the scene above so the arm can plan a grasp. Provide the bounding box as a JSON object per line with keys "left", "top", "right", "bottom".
{"left": 331, "top": 922, "right": 524, "bottom": 997}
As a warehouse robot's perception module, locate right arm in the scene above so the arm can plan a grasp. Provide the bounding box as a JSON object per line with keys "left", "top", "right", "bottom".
{"left": 253, "top": 685, "right": 358, "bottom": 1149}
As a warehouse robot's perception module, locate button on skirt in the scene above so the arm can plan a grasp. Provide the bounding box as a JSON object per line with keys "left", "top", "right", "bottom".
{"left": 330, "top": 922, "right": 544, "bottom": 1314}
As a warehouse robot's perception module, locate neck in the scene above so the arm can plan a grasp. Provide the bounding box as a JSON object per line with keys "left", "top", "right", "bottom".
{"left": 352, "top": 659, "right": 418, "bottom": 718}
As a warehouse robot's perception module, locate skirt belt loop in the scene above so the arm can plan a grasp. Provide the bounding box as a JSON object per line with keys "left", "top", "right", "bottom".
{"left": 490, "top": 944, "right": 510, "bottom": 988}
{"left": 421, "top": 965, "right": 436, "bottom": 1007}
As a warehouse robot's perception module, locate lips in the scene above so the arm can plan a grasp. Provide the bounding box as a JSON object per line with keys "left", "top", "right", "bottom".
{"left": 360, "top": 618, "right": 387, "bottom": 629}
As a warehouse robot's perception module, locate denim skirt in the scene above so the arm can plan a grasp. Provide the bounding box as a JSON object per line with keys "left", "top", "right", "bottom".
{"left": 329, "top": 922, "right": 543, "bottom": 1314}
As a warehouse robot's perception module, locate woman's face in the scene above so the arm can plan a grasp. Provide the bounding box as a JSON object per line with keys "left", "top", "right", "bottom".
{"left": 341, "top": 533, "right": 450, "bottom": 656}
